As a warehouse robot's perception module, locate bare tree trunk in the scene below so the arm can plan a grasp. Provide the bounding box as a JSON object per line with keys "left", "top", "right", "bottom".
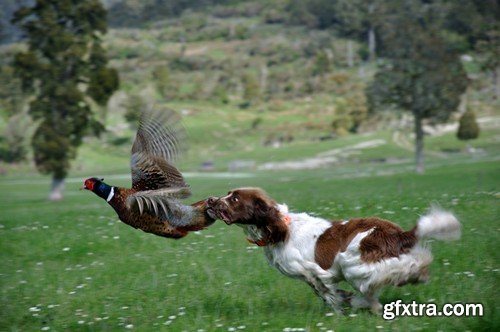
{"left": 414, "top": 115, "right": 425, "bottom": 174}
{"left": 179, "top": 35, "right": 186, "bottom": 57}
{"left": 358, "top": 65, "right": 365, "bottom": 78}
{"left": 347, "top": 40, "right": 354, "bottom": 67}
{"left": 368, "top": 28, "right": 376, "bottom": 62}
{"left": 259, "top": 62, "right": 268, "bottom": 97}
{"left": 325, "top": 48, "right": 334, "bottom": 65}
{"left": 49, "top": 176, "right": 65, "bottom": 201}
{"left": 229, "top": 24, "right": 235, "bottom": 39}
{"left": 494, "top": 66, "right": 500, "bottom": 100}
{"left": 368, "top": 3, "right": 376, "bottom": 62}
{"left": 458, "top": 86, "right": 469, "bottom": 114}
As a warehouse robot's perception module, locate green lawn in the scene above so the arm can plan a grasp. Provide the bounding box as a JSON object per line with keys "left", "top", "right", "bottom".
{"left": 1, "top": 159, "right": 498, "bottom": 331}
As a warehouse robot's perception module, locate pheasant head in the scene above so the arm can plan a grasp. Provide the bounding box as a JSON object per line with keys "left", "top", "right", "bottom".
{"left": 83, "top": 177, "right": 115, "bottom": 202}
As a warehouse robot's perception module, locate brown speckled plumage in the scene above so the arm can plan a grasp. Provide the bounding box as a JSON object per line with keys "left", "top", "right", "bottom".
{"left": 84, "top": 108, "right": 214, "bottom": 239}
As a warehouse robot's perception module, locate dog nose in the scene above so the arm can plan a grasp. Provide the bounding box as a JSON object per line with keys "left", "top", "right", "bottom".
{"left": 207, "top": 197, "right": 218, "bottom": 205}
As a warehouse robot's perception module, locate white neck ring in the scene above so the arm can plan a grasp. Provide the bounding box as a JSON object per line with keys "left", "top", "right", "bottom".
{"left": 106, "top": 187, "right": 115, "bottom": 202}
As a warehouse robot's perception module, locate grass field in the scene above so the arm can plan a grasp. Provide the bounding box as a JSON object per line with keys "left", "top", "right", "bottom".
{"left": 1, "top": 158, "right": 498, "bottom": 331}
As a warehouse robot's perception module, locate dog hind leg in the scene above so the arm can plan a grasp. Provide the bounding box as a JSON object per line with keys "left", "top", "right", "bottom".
{"left": 305, "top": 275, "right": 349, "bottom": 314}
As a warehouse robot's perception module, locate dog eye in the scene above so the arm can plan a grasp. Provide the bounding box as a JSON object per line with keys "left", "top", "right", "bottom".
{"left": 231, "top": 196, "right": 239, "bottom": 202}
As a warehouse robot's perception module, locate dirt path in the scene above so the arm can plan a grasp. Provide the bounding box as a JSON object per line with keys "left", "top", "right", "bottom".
{"left": 258, "top": 139, "right": 386, "bottom": 170}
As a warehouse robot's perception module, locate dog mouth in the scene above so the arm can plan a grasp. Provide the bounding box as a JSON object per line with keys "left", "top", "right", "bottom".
{"left": 206, "top": 208, "right": 217, "bottom": 220}
{"left": 206, "top": 208, "right": 232, "bottom": 225}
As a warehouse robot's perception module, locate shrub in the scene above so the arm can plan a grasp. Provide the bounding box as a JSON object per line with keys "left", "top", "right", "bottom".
{"left": 331, "top": 116, "right": 352, "bottom": 136}
{"left": 242, "top": 72, "right": 260, "bottom": 103}
{"left": 251, "top": 117, "right": 263, "bottom": 130}
{"left": 213, "top": 85, "right": 229, "bottom": 104}
{"left": 264, "top": 9, "right": 288, "bottom": 24}
{"left": 0, "top": 114, "right": 32, "bottom": 163}
{"left": 232, "top": 24, "right": 250, "bottom": 40}
{"left": 152, "top": 65, "right": 171, "bottom": 98}
{"left": 457, "top": 110, "right": 480, "bottom": 141}
{"left": 169, "top": 55, "right": 220, "bottom": 71}
{"left": 312, "top": 50, "right": 331, "bottom": 76}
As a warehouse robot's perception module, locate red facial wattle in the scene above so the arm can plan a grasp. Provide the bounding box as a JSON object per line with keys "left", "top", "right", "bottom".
{"left": 84, "top": 179, "right": 95, "bottom": 191}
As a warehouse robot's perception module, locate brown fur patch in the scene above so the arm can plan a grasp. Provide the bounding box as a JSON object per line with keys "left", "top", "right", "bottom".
{"left": 315, "top": 217, "right": 418, "bottom": 270}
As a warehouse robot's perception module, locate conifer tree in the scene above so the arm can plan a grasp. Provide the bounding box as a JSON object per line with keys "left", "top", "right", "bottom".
{"left": 457, "top": 110, "right": 480, "bottom": 143}
{"left": 12, "top": 0, "right": 119, "bottom": 200}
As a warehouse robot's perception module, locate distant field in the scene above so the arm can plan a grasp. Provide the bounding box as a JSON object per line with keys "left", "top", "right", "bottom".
{"left": 1, "top": 160, "right": 498, "bottom": 331}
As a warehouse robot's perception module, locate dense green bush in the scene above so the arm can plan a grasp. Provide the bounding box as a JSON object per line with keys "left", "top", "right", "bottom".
{"left": 242, "top": 72, "right": 260, "bottom": 103}
{"left": 169, "top": 55, "right": 222, "bottom": 71}
{"left": 212, "top": 1, "right": 263, "bottom": 18}
{"left": 457, "top": 109, "right": 480, "bottom": 141}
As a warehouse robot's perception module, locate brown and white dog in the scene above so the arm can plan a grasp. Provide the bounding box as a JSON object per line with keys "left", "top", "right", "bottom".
{"left": 206, "top": 187, "right": 460, "bottom": 314}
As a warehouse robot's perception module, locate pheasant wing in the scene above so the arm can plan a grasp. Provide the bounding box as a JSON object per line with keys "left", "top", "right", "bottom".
{"left": 126, "top": 187, "right": 191, "bottom": 218}
{"left": 130, "top": 107, "right": 190, "bottom": 192}
{"left": 131, "top": 153, "right": 190, "bottom": 192}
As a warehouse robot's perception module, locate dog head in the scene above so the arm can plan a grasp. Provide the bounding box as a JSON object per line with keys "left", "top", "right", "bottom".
{"left": 206, "top": 187, "right": 288, "bottom": 245}
{"left": 206, "top": 187, "right": 277, "bottom": 225}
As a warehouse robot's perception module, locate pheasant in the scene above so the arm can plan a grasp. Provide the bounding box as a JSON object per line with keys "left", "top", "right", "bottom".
{"left": 83, "top": 108, "right": 214, "bottom": 239}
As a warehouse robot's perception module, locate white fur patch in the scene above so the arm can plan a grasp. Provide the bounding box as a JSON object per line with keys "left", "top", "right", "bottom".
{"left": 335, "top": 229, "right": 376, "bottom": 288}
{"left": 361, "top": 246, "right": 433, "bottom": 293}
{"left": 263, "top": 205, "right": 332, "bottom": 279}
{"left": 416, "top": 208, "right": 461, "bottom": 241}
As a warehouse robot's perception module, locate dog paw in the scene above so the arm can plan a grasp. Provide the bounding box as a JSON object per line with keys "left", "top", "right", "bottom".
{"left": 350, "top": 296, "right": 370, "bottom": 309}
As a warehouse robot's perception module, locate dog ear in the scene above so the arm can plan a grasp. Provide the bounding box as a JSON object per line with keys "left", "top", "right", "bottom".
{"left": 253, "top": 196, "right": 288, "bottom": 244}
{"left": 253, "top": 196, "right": 276, "bottom": 222}
{"left": 267, "top": 218, "right": 289, "bottom": 244}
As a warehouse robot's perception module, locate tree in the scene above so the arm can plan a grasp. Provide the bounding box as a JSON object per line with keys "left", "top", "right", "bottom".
{"left": 332, "top": 0, "right": 386, "bottom": 62}
{"left": 457, "top": 110, "right": 480, "bottom": 149}
{"left": 284, "top": 0, "right": 385, "bottom": 63}
{"left": 367, "top": 0, "right": 467, "bottom": 173}
{"left": 439, "top": 0, "right": 499, "bottom": 99}
{"left": 12, "top": 0, "right": 119, "bottom": 200}
{"left": 312, "top": 50, "right": 331, "bottom": 76}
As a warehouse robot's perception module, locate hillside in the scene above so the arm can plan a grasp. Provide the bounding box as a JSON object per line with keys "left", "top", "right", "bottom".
{"left": 0, "top": 0, "right": 499, "bottom": 177}
{"left": 73, "top": 5, "right": 500, "bottom": 176}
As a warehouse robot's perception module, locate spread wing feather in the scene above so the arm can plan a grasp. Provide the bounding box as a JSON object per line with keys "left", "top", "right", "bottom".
{"left": 130, "top": 107, "right": 188, "bottom": 191}
{"left": 126, "top": 187, "right": 191, "bottom": 217}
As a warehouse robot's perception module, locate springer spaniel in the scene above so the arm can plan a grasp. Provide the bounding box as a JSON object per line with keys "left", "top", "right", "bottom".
{"left": 206, "top": 187, "right": 460, "bottom": 314}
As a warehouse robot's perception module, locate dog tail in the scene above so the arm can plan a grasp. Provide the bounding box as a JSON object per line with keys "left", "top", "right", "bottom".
{"left": 415, "top": 207, "right": 461, "bottom": 241}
